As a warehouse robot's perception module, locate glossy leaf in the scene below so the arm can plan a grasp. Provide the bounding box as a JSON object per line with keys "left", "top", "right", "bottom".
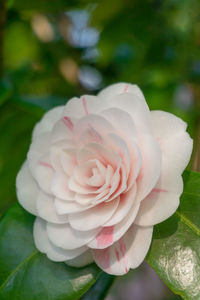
{"left": 147, "top": 170, "right": 200, "bottom": 300}
{"left": 0, "top": 202, "right": 101, "bottom": 300}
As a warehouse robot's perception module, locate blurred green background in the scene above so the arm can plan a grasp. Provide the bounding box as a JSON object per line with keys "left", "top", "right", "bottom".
{"left": 0, "top": 0, "right": 200, "bottom": 299}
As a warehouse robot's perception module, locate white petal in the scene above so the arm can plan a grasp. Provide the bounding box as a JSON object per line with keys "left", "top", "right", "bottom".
{"left": 51, "top": 119, "right": 75, "bottom": 143}
{"left": 99, "top": 88, "right": 152, "bottom": 135}
{"left": 69, "top": 197, "right": 120, "bottom": 231}
{"left": 62, "top": 95, "right": 107, "bottom": 118}
{"left": 34, "top": 154, "right": 54, "bottom": 194}
{"left": 32, "top": 106, "right": 64, "bottom": 140}
{"left": 51, "top": 172, "right": 75, "bottom": 201}
{"left": 92, "top": 224, "right": 153, "bottom": 275}
{"left": 104, "top": 184, "right": 137, "bottom": 226}
{"left": 88, "top": 201, "right": 140, "bottom": 249}
{"left": 34, "top": 217, "right": 87, "bottom": 261}
{"left": 55, "top": 198, "right": 93, "bottom": 214}
{"left": 16, "top": 161, "right": 38, "bottom": 215}
{"left": 100, "top": 107, "right": 138, "bottom": 143}
{"left": 47, "top": 222, "right": 101, "bottom": 250}
{"left": 27, "top": 132, "right": 51, "bottom": 177}
{"left": 73, "top": 114, "right": 114, "bottom": 146}
{"left": 65, "top": 250, "right": 93, "bottom": 267}
{"left": 98, "top": 83, "right": 145, "bottom": 103}
{"left": 135, "top": 111, "right": 193, "bottom": 226}
{"left": 36, "top": 191, "right": 68, "bottom": 224}
{"left": 136, "top": 133, "right": 161, "bottom": 202}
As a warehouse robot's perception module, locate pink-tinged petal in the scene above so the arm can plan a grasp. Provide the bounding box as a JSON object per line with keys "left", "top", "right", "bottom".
{"left": 106, "top": 133, "right": 130, "bottom": 177}
{"left": 127, "top": 225, "right": 153, "bottom": 269}
{"left": 92, "top": 224, "right": 153, "bottom": 275}
{"left": 68, "top": 176, "right": 97, "bottom": 195}
{"left": 36, "top": 191, "right": 68, "bottom": 224}
{"left": 101, "top": 107, "right": 138, "bottom": 143}
{"left": 74, "top": 188, "right": 110, "bottom": 206}
{"left": 73, "top": 159, "right": 106, "bottom": 187}
{"left": 92, "top": 237, "right": 130, "bottom": 275}
{"left": 88, "top": 200, "right": 140, "bottom": 249}
{"left": 47, "top": 222, "right": 101, "bottom": 250}
{"left": 34, "top": 217, "right": 87, "bottom": 261}
{"left": 62, "top": 95, "right": 107, "bottom": 119}
{"left": 55, "top": 198, "right": 93, "bottom": 214}
{"left": 51, "top": 119, "right": 76, "bottom": 143}
{"left": 77, "top": 148, "right": 97, "bottom": 164}
{"left": 32, "top": 106, "right": 64, "bottom": 140}
{"left": 34, "top": 154, "right": 54, "bottom": 194}
{"left": 134, "top": 186, "right": 181, "bottom": 226}
{"left": 100, "top": 90, "right": 152, "bottom": 135}
{"left": 27, "top": 132, "right": 51, "bottom": 177}
{"left": 98, "top": 83, "right": 145, "bottom": 104}
{"left": 126, "top": 140, "right": 142, "bottom": 191}
{"left": 69, "top": 197, "right": 120, "bottom": 231}
{"left": 104, "top": 184, "right": 137, "bottom": 227}
{"left": 51, "top": 172, "right": 75, "bottom": 201}
{"left": 49, "top": 140, "right": 76, "bottom": 173}
{"left": 136, "top": 134, "right": 161, "bottom": 202}
{"left": 85, "top": 143, "right": 121, "bottom": 170}
{"left": 134, "top": 111, "right": 193, "bottom": 226}
{"left": 16, "top": 161, "right": 38, "bottom": 216}
{"left": 59, "top": 147, "right": 77, "bottom": 176}
{"left": 73, "top": 114, "right": 114, "bottom": 146}
{"left": 65, "top": 250, "right": 93, "bottom": 267}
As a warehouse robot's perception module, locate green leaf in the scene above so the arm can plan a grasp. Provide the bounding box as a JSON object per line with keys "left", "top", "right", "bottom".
{"left": 147, "top": 170, "right": 200, "bottom": 300}
{"left": 0, "top": 101, "right": 42, "bottom": 216}
{"left": 0, "top": 202, "right": 101, "bottom": 300}
{"left": 81, "top": 272, "right": 115, "bottom": 300}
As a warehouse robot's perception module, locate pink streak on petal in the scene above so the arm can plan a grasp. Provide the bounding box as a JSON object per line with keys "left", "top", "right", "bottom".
{"left": 88, "top": 126, "right": 103, "bottom": 144}
{"left": 152, "top": 188, "right": 168, "bottom": 193}
{"left": 115, "top": 248, "right": 120, "bottom": 262}
{"left": 119, "top": 239, "right": 128, "bottom": 273}
{"left": 124, "top": 84, "right": 129, "bottom": 93}
{"left": 82, "top": 97, "right": 89, "bottom": 115}
{"left": 39, "top": 161, "right": 53, "bottom": 169}
{"left": 93, "top": 247, "right": 111, "bottom": 271}
{"left": 96, "top": 226, "right": 114, "bottom": 247}
{"left": 63, "top": 116, "right": 74, "bottom": 131}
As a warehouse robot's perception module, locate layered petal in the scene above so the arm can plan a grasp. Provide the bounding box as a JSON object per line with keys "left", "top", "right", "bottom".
{"left": 135, "top": 110, "right": 193, "bottom": 226}
{"left": 92, "top": 224, "right": 153, "bottom": 275}
{"left": 34, "top": 218, "right": 87, "bottom": 261}
{"left": 16, "top": 162, "right": 38, "bottom": 215}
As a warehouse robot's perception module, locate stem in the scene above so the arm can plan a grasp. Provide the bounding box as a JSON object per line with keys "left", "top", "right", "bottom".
{"left": 0, "top": 0, "right": 6, "bottom": 77}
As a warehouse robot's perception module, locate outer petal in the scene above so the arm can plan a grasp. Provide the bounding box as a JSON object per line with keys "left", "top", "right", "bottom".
{"left": 36, "top": 191, "right": 68, "bottom": 224}
{"left": 34, "top": 217, "right": 87, "bottom": 261}
{"left": 46, "top": 222, "right": 101, "bottom": 250}
{"left": 62, "top": 95, "right": 108, "bottom": 119}
{"left": 92, "top": 224, "right": 153, "bottom": 275}
{"left": 135, "top": 111, "right": 193, "bottom": 226}
{"left": 16, "top": 161, "right": 38, "bottom": 215}
{"left": 32, "top": 106, "right": 64, "bottom": 140}
{"left": 98, "top": 83, "right": 145, "bottom": 104}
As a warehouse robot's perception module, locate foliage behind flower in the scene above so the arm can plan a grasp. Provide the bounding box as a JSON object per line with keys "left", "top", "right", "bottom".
{"left": 16, "top": 83, "right": 193, "bottom": 275}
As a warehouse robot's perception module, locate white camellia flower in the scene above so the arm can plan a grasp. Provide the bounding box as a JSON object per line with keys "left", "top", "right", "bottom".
{"left": 16, "top": 83, "right": 193, "bottom": 275}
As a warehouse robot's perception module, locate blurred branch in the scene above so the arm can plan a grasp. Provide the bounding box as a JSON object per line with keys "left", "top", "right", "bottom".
{"left": 0, "top": 0, "right": 6, "bottom": 77}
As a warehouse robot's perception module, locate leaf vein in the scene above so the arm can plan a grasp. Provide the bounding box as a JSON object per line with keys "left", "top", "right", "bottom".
{"left": 0, "top": 249, "right": 38, "bottom": 293}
